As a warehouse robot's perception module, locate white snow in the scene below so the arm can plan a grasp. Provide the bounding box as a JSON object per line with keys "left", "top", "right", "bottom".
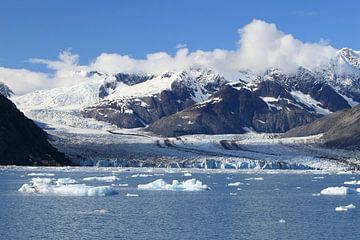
{"left": 320, "top": 186, "right": 349, "bottom": 196}
{"left": 291, "top": 90, "right": 331, "bottom": 115}
{"left": 228, "top": 182, "right": 243, "bottom": 186}
{"left": 18, "top": 177, "right": 117, "bottom": 196}
{"left": 137, "top": 179, "right": 210, "bottom": 191}
{"left": 335, "top": 204, "right": 356, "bottom": 212}
{"left": 82, "top": 176, "right": 119, "bottom": 182}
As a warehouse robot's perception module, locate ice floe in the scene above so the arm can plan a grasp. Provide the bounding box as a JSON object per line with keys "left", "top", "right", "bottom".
{"left": 55, "top": 178, "right": 77, "bottom": 185}
{"left": 320, "top": 186, "right": 349, "bottom": 196}
{"left": 27, "top": 173, "right": 55, "bottom": 177}
{"left": 335, "top": 204, "right": 356, "bottom": 212}
{"left": 131, "top": 174, "right": 152, "bottom": 178}
{"left": 18, "top": 178, "right": 117, "bottom": 196}
{"left": 125, "top": 193, "right": 139, "bottom": 197}
{"left": 112, "top": 183, "right": 129, "bottom": 187}
{"left": 278, "top": 219, "right": 286, "bottom": 223}
{"left": 344, "top": 180, "right": 360, "bottom": 185}
{"left": 137, "top": 179, "right": 210, "bottom": 191}
{"left": 229, "top": 192, "right": 237, "bottom": 196}
{"left": 82, "top": 176, "right": 119, "bottom": 182}
{"left": 228, "top": 182, "right": 243, "bottom": 186}
{"left": 245, "top": 177, "right": 264, "bottom": 181}
{"left": 183, "top": 173, "right": 192, "bottom": 177}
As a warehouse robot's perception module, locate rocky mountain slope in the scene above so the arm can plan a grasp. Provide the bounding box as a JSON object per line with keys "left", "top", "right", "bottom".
{"left": 0, "top": 94, "right": 71, "bottom": 165}
{"left": 0, "top": 82, "right": 13, "bottom": 98}
{"left": 285, "top": 104, "right": 360, "bottom": 149}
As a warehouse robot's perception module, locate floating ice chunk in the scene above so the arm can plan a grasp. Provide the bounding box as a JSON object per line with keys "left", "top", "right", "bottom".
{"left": 55, "top": 178, "right": 77, "bottom": 185}
{"left": 274, "top": 188, "right": 280, "bottom": 191}
{"left": 237, "top": 188, "right": 242, "bottom": 191}
{"left": 313, "top": 176, "right": 325, "bottom": 179}
{"left": 278, "top": 219, "right": 286, "bottom": 223}
{"left": 335, "top": 204, "right": 356, "bottom": 212}
{"left": 93, "top": 209, "right": 109, "bottom": 214}
{"left": 337, "top": 171, "right": 353, "bottom": 175}
{"left": 320, "top": 186, "right": 349, "bottom": 196}
{"left": 183, "top": 173, "right": 192, "bottom": 177}
{"left": 344, "top": 180, "right": 360, "bottom": 185}
{"left": 27, "top": 173, "right": 55, "bottom": 177}
{"left": 112, "top": 183, "right": 129, "bottom": 187}
{"left": 312, "top": 193, "right": 321, "bottom": 197}
{"left": 18, "top": 178, "right": 117, "bottom": 196}
{"left": 154, "top": 173, "right": 165, "bottom": 176}
{"left": 228, "top": 182, "right": 243, "bottom": 186}
{"left": 131, "top": 174, "right": 152, "bottom": 178}
{"left": 296, "top": 187, "right": 302, "bottom": 189}
{"left": 229, "top": 192, "right": 237, "bottom": 196}
{"left": 125, "top": 193, "right": 139, "bottom": 197}
{"left": 137, "top": 179, "right": 210, "bottom": 191}
{"left": 245, "top": 177, "right": 264, "bottom": 181}
{"left": 83, "top": 176, "right": 119, "bottom": 182}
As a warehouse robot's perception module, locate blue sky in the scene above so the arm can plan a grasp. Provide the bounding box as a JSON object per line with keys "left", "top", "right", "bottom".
{"left": 1, "top": 0, "right": 360, "bottom": 71}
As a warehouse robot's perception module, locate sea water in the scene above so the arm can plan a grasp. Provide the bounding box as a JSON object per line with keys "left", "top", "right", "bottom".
{"left": 1, "top": 167, "right": 360, "bottom": 240}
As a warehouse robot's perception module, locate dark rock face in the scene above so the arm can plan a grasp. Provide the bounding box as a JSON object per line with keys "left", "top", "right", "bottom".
{"left": 285, "top": 104, "right": 360, "bottom": 149}
{"left": 0, "top": 94, "right": 71, "bottom": 165}
{"left": 267, "top": 68, "right": 351, "bottom": 112}
{"left": 82, "top": 69, "right": 226, "bottom": 128}
{"left": 147, "top": 83, "right": 320, "bottom": 137}
{"left": 0, "top": 82, "right": 14, "bottom": 98}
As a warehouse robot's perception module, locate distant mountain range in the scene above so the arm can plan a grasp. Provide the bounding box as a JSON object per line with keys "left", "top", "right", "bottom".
{"left": 9, "top": 48, "right": 360, "bottom": 144}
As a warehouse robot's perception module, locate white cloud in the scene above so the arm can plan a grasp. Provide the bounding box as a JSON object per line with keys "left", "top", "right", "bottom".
{"left": 175, "top": 43, "right": 187, "bottom": 49}
{"left": 0, "top": 19, "right": 338, "bottom": 95}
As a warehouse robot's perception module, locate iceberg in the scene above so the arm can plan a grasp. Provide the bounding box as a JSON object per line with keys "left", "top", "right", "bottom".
{"left": 18, "top": 178, "right": 117, "bottom": 196}
{"left": 82, "top": 176, "right": 119, "bottom": 182}
{"left": 137, "top": 179, "right": 210, "bottom": 191}
{"left": 320, "top": 186, "right": 349, "bottom": 196}
{"left": 335, "top": 204, "right": 356, "bottom": 212}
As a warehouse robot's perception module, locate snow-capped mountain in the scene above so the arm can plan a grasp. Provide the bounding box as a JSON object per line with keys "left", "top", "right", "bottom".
{"left": 11, "top": 47, "right": 360, "bottom": 136}
{"left": 0, "top": 82, "right": 14, "bottom": 98}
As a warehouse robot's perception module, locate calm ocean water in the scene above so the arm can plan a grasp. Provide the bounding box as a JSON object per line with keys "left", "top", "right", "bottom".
{"left": 1, "top": 167, "right": 360, "bottom": 240}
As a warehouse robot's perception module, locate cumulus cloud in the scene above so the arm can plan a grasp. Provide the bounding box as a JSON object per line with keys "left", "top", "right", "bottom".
{"left": 0, "top": 19, "right": 338, "bottom": 94}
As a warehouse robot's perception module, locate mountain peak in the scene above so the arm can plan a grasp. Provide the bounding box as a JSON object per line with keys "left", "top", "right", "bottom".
{"left": 0, "top": 82, "right": 14, "bottom": 98}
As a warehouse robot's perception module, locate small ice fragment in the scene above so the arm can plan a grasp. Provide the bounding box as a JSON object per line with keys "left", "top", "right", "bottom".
{"left": 296, "top": 187, "right": 301, "bottom": 189}
{"left": 228, "top": 182, "right": 243, "bottom": 187}
{"left": 312, "top": 193, "right": 321, "bottom": 197}
{"left": 83, "top": 176, "right": 119, "bottom": 182}
{"left": 229, "top": 192, "right": 237, "bottom": 196}
{"left": 27, "top": 173, "right": 55, "bottom": 177}
{"left": 183, "top": 173, "right": 192, "bottom": 177}
{"left": 335, "top": 204, "right": 355, "bottom": 212}
{"left": 245, "top": 177, "right": 264, "bottom": 181}
{"left": 237, "top": 188, "right": 242, "bottom": 191}
{"left": 278, "top": 219, "right": 286, "bottom": 223}
{"left": 93, "top": 209, "right": 109, "bottom": 214}
{"left": 344, "top": 180, "right": 360, "bottom": 185}
{"left": 126, "top": 193, "right": 139, "bottom": 197}
{"left": 131, "top": 174, "right": 152, "bottom": 178}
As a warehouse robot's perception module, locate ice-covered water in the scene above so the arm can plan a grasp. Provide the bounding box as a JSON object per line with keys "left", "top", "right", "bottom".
{"left": 1, "top": 167, "right": 360, "bottom": 240}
